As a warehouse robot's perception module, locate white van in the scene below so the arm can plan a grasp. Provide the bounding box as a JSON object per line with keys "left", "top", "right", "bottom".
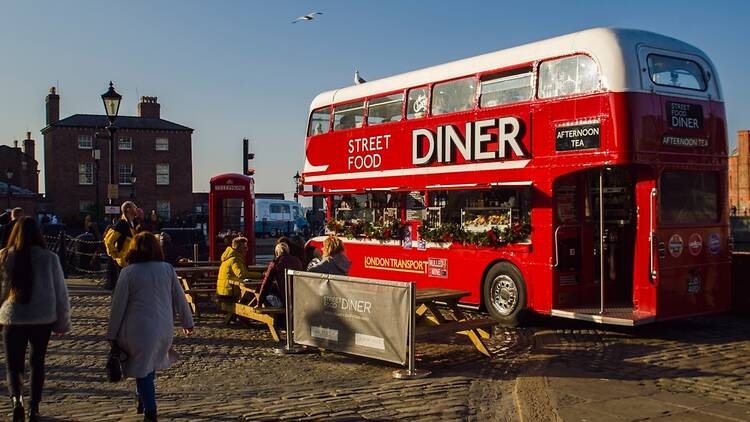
{"left": 254, "top": 199, "right": 308, "bottom": 237}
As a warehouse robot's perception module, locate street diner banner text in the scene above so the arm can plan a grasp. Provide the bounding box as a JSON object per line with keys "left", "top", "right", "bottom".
{"left": 293, "top": 272, "right": 410, "bottom": 365}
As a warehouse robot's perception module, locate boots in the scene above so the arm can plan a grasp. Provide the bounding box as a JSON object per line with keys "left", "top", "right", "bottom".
{"left": 10, "top": 396, "right": 24, "bottom": 422}
{"left": 27, "top": 401, "right": 39, "bottom": 422}
{"left": 143, "top": 409, "right": 158, "bottom": 421}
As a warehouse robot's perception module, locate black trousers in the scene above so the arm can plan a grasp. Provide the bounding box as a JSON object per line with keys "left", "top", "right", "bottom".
{"left": 3, "top": 324, "right": 53, "bottom": 403}
{"left": 106, "top": 257, "right": 121, "bottom": 289}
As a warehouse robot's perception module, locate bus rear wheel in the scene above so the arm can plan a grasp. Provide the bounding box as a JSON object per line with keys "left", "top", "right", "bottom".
{"left": 483, "top": 262, "right": 527, "bottom": 326}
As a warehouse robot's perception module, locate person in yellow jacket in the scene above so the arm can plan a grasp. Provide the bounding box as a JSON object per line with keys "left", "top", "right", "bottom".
{"left": 103, "top": 201, "right": 138, "bottom": 289}
{"left": 216, "top": 237, "right": 253, "bottom": 298}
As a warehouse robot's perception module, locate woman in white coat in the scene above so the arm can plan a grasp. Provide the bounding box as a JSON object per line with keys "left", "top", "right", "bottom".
{"left": 0, "top": 217, "right": 71, "bottom": 422}
{"left": 107, "top": 232, "right": 194, "bottom": 422}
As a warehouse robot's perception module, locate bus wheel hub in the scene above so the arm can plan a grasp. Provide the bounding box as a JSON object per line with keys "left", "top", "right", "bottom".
{"left": 492, "top": 275, "right": 517, "bottom": 315}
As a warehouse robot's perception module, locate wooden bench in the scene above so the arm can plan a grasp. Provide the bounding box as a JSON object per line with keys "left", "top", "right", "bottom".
{"left": 219, "top": 279, "right": 285, "bottom": 341}
{"left": 179, "top": 277, "right": 217, "bottom": 317}
{"left": 414, "top": 288, "right": 495, "bottom": 357}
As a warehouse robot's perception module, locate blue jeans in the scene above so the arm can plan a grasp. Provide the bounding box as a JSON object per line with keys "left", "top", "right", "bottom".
{"left": 136, "top": 371, "right": 156, "bottom": 412}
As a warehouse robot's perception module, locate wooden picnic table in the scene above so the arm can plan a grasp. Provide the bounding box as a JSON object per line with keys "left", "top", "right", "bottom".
{"left": 175, "top": 264, "right": 268, "bottom": 317}
{"left": 414, "top": 288, "right": 494, "bottom": 357}
{"left": 174, "top": 266, "right": 220, "bottom": 279}
{"left": 219, "top": 279, "right": 285, "bottom": 342}
{"left": 174, "top": 260, "right": 221, "bottom": 267}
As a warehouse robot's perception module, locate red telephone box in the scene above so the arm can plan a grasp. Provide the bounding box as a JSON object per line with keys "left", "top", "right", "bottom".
{"left": 209, "top": 173, "right": 255, "bottom": 264}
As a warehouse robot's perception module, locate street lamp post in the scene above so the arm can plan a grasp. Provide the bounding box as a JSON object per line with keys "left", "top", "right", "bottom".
{"left": 92, "top": 135, "right": 101, "bottom": 226}
{"left": 5, "top": 168, "right": 13, "bottom": 211}
{"left": 101, "top": 81, "right": 122, "bottom": 206}
{"left": 130, "top": 170, "right": 137, "bottom": 200}
{"left": 293, "top": 171, "right": 302, "bottom": 203}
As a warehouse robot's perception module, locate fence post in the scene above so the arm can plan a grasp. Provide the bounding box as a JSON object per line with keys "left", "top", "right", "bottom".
{"left": 59, "top": 230, "right": 68, "bottom": 278}
{"left": 393, "top": 282, "right": 430, "bottom": 379}
{"left": 274, "top": 270, "right": 307, "bottom": 355}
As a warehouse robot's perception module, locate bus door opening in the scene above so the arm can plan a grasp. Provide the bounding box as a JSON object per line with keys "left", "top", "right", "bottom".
{"left": 587, "top": 167, "right": 635, "bottom": 311}
{"left": 553, "top": 176, "right": 583, "bottom": 308}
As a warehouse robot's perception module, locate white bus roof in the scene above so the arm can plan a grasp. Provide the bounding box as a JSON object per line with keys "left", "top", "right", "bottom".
{"left": 310, "top": 27, "right": 720, "bottom": 110}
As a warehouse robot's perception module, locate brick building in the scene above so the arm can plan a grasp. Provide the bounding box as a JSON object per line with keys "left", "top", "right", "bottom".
{"left": 0, "top": 132, "right": 42, "bottom": 213}
{"left": 729, "top": 130, "right": 750, "bottom": 216}
{"left": 41, "top": 87, "right": 194, "bottom": 226}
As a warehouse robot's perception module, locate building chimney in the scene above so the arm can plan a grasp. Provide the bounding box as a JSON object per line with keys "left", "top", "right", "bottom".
{"left": 46, "top": 86, "right": 60, "bottom": 125}
{"left": 138, "top": 96, "right": 160, "bottom": 119}
{"left": 13, "top": 140, "right": 18, "bottom": 149}
{"left": 23, "top": 131, "right": 35, "bottom": 162}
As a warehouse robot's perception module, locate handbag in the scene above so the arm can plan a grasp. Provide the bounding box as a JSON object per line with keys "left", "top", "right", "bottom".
{"left": 106, "top": 342, "right": 127, "bottom": 383}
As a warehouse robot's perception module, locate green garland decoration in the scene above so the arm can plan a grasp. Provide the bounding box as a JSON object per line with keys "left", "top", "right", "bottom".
{"left": 327, "top": 218, "right": 531, "bottom": 247}
{"left": 327, "top": 219, "right": 405, "bottom": 241}
{"left": 417, "top": 221, "right": 531, "bottom": 247}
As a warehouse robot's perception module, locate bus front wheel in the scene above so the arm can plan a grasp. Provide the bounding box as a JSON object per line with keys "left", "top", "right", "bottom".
{"left": 483, "top": 262, "right": 527, "bottom": 326}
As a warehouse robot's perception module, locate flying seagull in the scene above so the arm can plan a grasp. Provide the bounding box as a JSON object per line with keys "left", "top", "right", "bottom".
{"left": 354, "top": 70, "right": 366, "bottom": 85}
{"left": 292, "top": 11, "right": 322, "bottom": 23}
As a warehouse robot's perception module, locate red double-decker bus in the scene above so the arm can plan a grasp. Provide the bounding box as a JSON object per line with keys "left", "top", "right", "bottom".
{"left": 301, "top": 28, "right": 730, "bottom": 326}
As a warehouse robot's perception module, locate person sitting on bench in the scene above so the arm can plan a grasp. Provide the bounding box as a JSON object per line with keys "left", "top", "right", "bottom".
{"left": 216, "top": 236, "right": 253, "bottom": 301}
{"left": 257, "top": 242, "right": 303, "bottom": 307}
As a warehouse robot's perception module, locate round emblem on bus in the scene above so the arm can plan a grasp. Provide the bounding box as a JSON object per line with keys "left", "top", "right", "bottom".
{"left": 708, "top": 232, "right": 720, "bottom": 255}
{"left": 688, "top": 233, "right": 703, "bottom": 256}
{"left": 668, "top": 234, "right": 683, "bottom": 258}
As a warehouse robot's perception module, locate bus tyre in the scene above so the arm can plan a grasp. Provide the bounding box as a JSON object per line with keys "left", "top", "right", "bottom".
{"left": 483, "top": 262, "right": 527, "bottom": 326}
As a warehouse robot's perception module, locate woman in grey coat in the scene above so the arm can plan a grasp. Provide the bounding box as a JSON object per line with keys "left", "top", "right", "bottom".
{"left": 0, "top": 217, "right": 71, "bottom": 422}
{"left": 107, "top": 232, "right": 194, "bottom": 422}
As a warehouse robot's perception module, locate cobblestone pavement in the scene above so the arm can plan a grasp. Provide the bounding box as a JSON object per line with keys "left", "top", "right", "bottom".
{"left": 0, "top": 279, "right": 747, "bottom": 421}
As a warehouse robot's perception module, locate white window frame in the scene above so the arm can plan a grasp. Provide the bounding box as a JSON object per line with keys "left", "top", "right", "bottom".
{"left": 78, "top": 135, "right": 93, "bottom": 150}
{"left": 156, "top": 163, "right": 170, "bottom": 185}
{"left": 156, "top": 200, "right": 171, "bottom": 220}
{"left": 118, "top": 163, "right": 134, "bottom": 185}
{"left": 155, "top": 137, "right": 169, "bottom": 151}
{"left": 118, "top": 137, "right": 133, "bottom": 150}
{"left": 79, "top": 200, "right": 95, "bottom": 213}
{"left": 78, "top": 162, "right": 93, "bottom": 185}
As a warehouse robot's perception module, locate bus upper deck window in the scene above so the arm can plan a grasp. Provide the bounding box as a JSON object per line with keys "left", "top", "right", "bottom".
{"left": 333, "top": 101, "right": 365, "bottom": 130}
{"left": 368, "top": 93, "right": 404, "bottom": 125}
{"left": 308, "top": 107, "right": 331, "bottom": 136}
{"left": 407, "top": 87, "right": 428, "bottom": 119}
{"left": 431, "top": 77, "right": 476, "bottom": 116}
{"left": 647, "top": 54, "right": 706, "bottom": 91}
{"left": 538, "top": 55, "right": 600, "bottom": 99}
{"left": 480, "top": 69, "right": 533, "bottom": 108}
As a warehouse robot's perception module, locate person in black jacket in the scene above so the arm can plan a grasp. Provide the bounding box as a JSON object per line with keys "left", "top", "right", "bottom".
{"left": 257, "top": 242, "right": 303, "bottom": 307}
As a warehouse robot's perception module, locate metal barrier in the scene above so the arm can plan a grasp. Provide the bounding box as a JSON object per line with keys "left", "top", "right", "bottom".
{"left": 276, "top": 270, "right": 430, "bottom": 379}
{"left": 46, "top": 232, "right": 108, "bottom": 280}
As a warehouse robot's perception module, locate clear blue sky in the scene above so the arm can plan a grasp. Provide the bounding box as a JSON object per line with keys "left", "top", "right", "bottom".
{"left": 1, "top": 1, "right": 748, "bottom": 200}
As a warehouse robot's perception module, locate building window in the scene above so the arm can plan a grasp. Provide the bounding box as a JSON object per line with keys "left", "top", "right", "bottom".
{"left": 79, "top": 200, "right": 95, "bottom": 213}
{"left": 119, "top": 164, "right": 134, "bottom": 185}
{"left": 78, "top": 135, "right": 93, "bottom": 150}
{"left": 155, "top": 138, "right": 169, "bottom": 151}
{"left": 118, "top": 137, "right": 133, "bottom": 150}
{"left": 156, "top": 163, "right": 170, "bottom": 185}
{"left": 156, "top": 200, "right": 171, "bottom": 220}
{"left": 78, "top": 163, "right": 93, "bottom": 185}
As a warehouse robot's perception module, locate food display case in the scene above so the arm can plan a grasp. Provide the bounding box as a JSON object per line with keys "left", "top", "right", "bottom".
{"left": 461, "top": 207, "right": 518, "bottom": 233}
